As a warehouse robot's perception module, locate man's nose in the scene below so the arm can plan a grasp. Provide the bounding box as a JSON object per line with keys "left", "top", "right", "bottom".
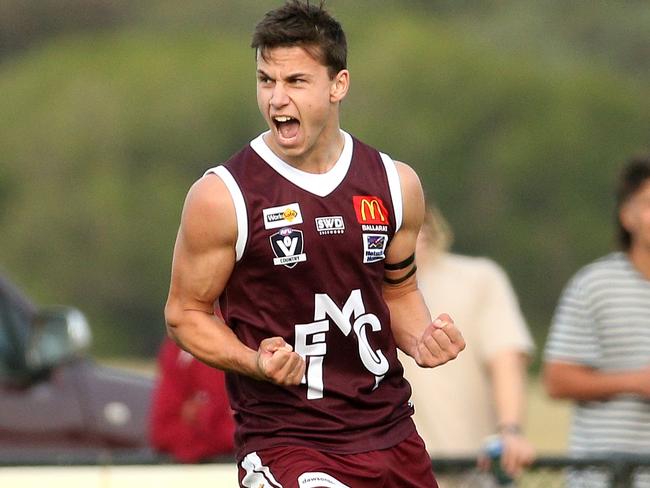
{"left": 270, "top": 83, "right": 289, "bottom": 108}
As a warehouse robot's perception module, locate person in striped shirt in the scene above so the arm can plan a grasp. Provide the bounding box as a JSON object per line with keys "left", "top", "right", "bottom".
{"left": 543, "top": 154, "right": 650, "bottom": 487}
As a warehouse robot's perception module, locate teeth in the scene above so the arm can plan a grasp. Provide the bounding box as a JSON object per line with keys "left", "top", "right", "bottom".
{"left": 274, "top": 116, "right": 294, "bottom": 122}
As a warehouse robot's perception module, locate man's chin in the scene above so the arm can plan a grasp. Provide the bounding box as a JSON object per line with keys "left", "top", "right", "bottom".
{"left": 268, "top": 134, "right": 303, "bottom": 155}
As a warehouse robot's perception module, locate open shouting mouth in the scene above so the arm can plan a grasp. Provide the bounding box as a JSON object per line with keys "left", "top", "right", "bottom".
{"left": 273, "top": 115, "right": 300, "bottom": 143}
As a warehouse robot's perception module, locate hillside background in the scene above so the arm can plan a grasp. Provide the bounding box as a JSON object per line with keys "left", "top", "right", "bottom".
{"left": 1, "top": 0, "right": 649, "bottom": 368}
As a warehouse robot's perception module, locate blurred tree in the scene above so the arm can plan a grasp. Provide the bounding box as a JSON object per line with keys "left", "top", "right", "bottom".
{"left": 0, "top": 0, "right": 133, "bottom": 60}
{"left": 0, "top": 1, "right": 648, "bottom": 362}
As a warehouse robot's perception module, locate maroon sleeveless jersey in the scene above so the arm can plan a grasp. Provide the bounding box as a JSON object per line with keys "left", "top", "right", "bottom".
{"left": 206, "top": 131, "right": 416, "bottom": 460}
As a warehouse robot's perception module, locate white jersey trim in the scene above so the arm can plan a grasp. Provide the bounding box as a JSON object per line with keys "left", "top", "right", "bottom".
{"left": 203, "top": 165, "right": 248, "bottom": 262}
{"left": 250, "top": 130, "right": 353, "bottom": 197}
{"left": 241, "top": 452, "right": 283, "bottom": 488}
{"left": 380, "top": 152, "right": 403, "bottom": 233}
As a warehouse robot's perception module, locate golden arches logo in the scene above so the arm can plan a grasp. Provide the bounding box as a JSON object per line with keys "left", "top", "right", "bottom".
{"left": 360, "top": 199, "right": 385, "bottom": 222}
{"left": 353, "top": 195, "right": 388, "bottom": 224}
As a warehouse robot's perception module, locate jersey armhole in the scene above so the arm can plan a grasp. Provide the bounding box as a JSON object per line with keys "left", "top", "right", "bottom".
{"left": 203, "top": 166, "right": 248, "bottom": 261}
{"left": 379, "top": 152, "right": 403, "bottom": 233}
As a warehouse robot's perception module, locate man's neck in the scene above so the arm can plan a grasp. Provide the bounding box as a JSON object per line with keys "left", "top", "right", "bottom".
{"left": 627, "top": 245, "right": 650, "bottom": 281}
{"left": 264, "top": 126, "right": 345, "bottom": 174}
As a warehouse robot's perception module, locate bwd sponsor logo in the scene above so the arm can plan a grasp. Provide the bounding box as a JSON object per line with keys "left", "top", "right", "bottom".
{"left": 270, "top": 227, "right": 307, "bottom": 268}
{"left": 263, "top": 202, "right": 303, "bottom": 230}
{"left": 352, "top": 195, "right": 389, "bottom": 232}
{"left": 363, "top": 233, "right": 387, "bottom": 263}
{"left": 315, "top": 216, "right": 345, "bottom": 235}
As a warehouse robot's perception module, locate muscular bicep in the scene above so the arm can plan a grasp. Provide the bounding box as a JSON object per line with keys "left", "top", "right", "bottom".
{"left": 166, "top": 174, "right": 238, "bottom": 319}
{"left": 384, "top": 161, "right": 425, "bottom": 284}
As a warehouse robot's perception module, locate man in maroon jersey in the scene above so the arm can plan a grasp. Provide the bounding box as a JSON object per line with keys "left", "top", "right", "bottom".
{"left": 164, "top": 2, "right": 465, "bottom": 487}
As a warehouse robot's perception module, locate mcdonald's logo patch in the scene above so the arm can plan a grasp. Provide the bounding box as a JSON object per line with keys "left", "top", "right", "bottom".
{"left": 353, "top": 196, "right": 388, "bottom": 225}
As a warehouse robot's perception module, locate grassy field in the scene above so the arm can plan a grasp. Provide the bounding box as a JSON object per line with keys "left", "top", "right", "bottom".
{"left": 525, "top": 377, "right": 571, "bottom": 454}
{"left": 104, "top": 359, "right": 572, "bottom": 455}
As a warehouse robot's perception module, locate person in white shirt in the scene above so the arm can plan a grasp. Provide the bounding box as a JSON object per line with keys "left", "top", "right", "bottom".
{"left": 401, "top": 205, "right": 536, "bottom": 486}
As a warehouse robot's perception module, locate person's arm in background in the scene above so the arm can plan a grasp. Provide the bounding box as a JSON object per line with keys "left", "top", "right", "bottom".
{"left": 544, "top": 361, "right": 650, "bottom": 401}
{"left": 475, "top": 259, "right": 536, "bottom": 478}
{"left": 383, "top": 161, "right": 465, "bottom": 368}
{"left": 544, "top": 269, "right": 650, "bottom": 403}
{"left": 488, "top": 350, "right": 536, "bottom": 477}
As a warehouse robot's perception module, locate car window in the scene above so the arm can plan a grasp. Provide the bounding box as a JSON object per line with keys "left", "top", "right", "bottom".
{"left": 0, "top": 284, "right": 29, "bottom": 379}
{"left": 0, "top": 313, "right": 9, "bottom": 376}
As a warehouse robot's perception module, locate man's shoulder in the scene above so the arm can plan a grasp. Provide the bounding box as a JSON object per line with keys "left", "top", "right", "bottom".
{"left": 562, "top": 252, "right": 627, "bottom": 296}
{"left": 437, "top": 253, "right": 505, "bottom": 279}
{"left": 573, "top": 252, "right": 626, "bottom": 282}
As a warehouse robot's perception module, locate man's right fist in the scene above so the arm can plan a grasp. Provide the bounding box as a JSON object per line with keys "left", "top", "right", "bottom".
{"left": 255, "top": 337, "right": 306, "bottom": 386}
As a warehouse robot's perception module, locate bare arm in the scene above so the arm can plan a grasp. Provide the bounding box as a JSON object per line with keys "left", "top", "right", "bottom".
{"left": 490, "top": 350, "right": 529, "bottom": 431}
{"left": 164, "top": 174, "right": 305, "bottom": 385}
{"left": 543, "top": 360, "right": 650, "bottom": 401}
{"left": 383, "top": 161, "right": 465, "bottom": 367}
{"left": 487, "top": 349, "right": 536, "bottom": 477}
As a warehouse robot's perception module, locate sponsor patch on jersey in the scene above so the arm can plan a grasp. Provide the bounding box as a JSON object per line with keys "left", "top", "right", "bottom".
{"left": 315, "top": 216, "right": 345, "bottom": 235}
{"left": 362, "top": 223, "right": 388, "bottom": 232}
{"left": 263, "top": 203, "right": 303, "bottom": 229}
{"left": 352, "top": 196, "right": 388, "bottom": 225}
{"left": 362, "top": 233, "right": 387, "bottom": 263}
{"left": 270, "top": 227, "right": 307, "bottom": 268}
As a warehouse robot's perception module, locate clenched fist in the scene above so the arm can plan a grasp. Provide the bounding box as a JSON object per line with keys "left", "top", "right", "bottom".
{"left": 414, "top": 313, "right": 465, "bottom": 368}
{"left": 255, "top": 337, "right": 306, "bottom": 386}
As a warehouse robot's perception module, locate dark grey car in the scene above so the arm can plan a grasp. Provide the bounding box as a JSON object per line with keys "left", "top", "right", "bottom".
{"left": 0, "top": 273, "right": 154, "bottom": 461}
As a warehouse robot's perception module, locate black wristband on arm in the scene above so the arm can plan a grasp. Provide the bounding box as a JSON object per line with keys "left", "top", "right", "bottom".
{"left": 384, "top": 253, "right": 415, "bottom": 271}
{"left": 383, "top": 265, "right": 417, "bottom": 285}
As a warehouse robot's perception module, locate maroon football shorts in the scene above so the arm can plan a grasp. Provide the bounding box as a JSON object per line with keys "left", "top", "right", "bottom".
{"left": 238, "top": 430, "right": 438, "bottom": 488}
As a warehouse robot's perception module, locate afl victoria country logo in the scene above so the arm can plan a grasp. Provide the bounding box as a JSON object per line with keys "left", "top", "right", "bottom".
{"left": 270, "top": 227, "right": 307, "bottom": 268}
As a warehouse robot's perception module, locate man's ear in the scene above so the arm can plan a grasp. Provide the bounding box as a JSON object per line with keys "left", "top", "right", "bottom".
{"left": 619, "top": 204, "right": 634, "bottom": 232}
{"left": 330, "top": 69, "right": 350, "bottom": 103}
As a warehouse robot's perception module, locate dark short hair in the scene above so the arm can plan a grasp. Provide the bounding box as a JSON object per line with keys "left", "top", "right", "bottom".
{"left": 251, "top": 0, "right": 347, "bottom": 78}
{"left": 616, "top": 154, "right": 650, "bottom": 250}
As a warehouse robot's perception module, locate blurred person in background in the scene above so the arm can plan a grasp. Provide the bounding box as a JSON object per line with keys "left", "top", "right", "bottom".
{"left": 401, "top": 205, "right": 536, "bottom": 487}
{"left": 149, "top": 335, "right": 235, "bottom": 463}
{"left": 163, "top": 1, "right": 465, "bottom": 487}
{"left": 543, "top": 154, "right": 650, "bottom": 488}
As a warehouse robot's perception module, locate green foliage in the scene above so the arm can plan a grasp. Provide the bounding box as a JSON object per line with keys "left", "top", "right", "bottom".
{"left": 0, "top": 30, "right": 261, "bottom": 355}
{"left": 0, "top": 2, "right": 648, "bottom": 364}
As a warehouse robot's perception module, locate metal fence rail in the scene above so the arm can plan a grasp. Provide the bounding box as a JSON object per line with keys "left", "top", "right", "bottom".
{"left": 3, "top": 452, "right": 650, "bottom": 487}
{"left": 432, "top": 456, "right": 650, "bottom": 487}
